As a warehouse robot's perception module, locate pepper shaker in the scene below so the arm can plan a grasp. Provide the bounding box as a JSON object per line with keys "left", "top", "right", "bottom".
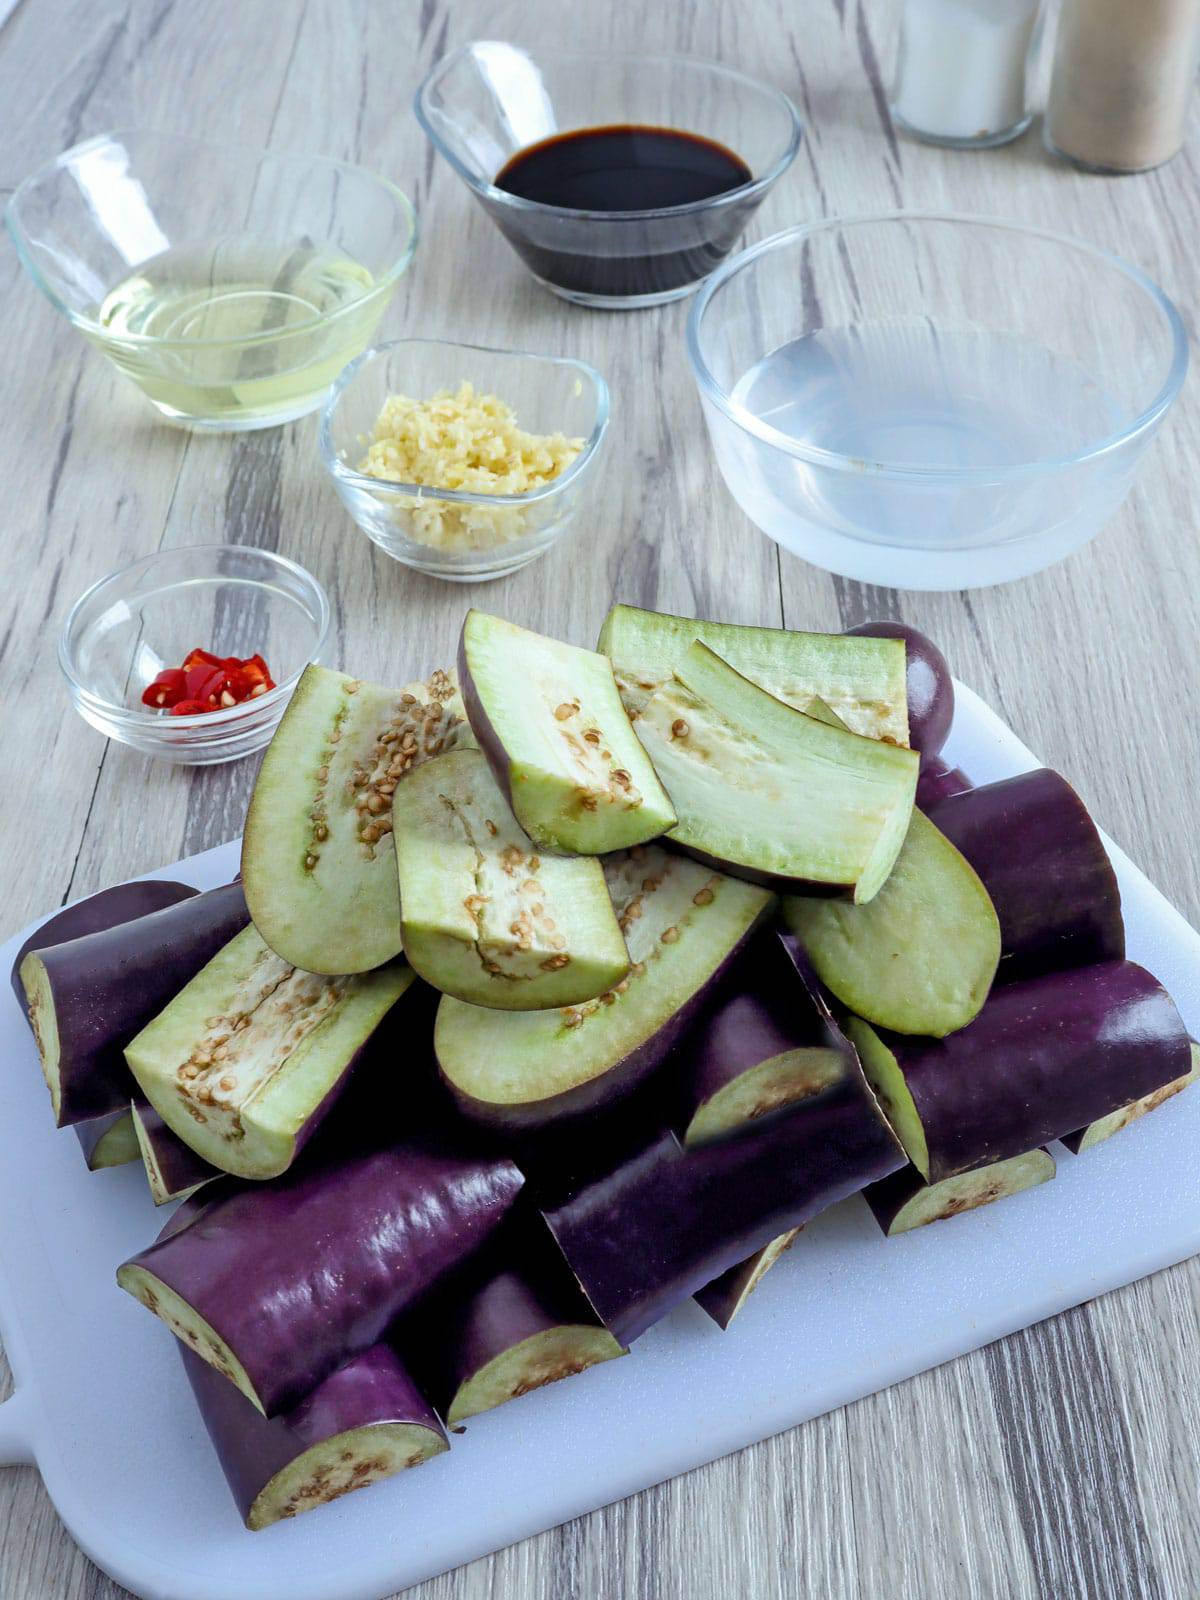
{"left": 891, "top": 0, "right": 1045, "bottom": 148}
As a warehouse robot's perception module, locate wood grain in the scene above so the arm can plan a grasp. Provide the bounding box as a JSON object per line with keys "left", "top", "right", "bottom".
{"left": 1, "top": 0, "right": 1198, "bottom": 1596}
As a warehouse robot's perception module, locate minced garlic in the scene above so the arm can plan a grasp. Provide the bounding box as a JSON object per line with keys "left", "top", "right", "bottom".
{"left": 357, "top": 381, "right": 583, "bottom": 552}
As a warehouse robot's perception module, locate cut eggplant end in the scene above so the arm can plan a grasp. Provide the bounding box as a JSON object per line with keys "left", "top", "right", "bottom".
{"left": 870, "top": 1149, "right": 1056, "bottom": 1236}
{"left": 76, "top": 1110, "right": 140, "bottom": 1170}
{"left": 126, "top": 923, "right": 415, "bottom": 1180}
{"left": 394, "top": 748, "right": 630, "bottom": 1010}
{"left": 634, "top": 641, "right": 917, "bottom": 898}
{"left": 242, "top": 662, "right": 474, "bottom": 975}
{"left": 695, "top": 1229, "right": 800, "bottom": 1329}
{"left": 684, "top": 1048, "right": 845, "bottom": 1146}
{"left": 783, "top": 808, "right": 1000, "bottom": 1039}
{"left": 844, "top": 1016, "right": 928, "bottom": 1179}
{"left": 132, "top": 1103, "right": 212, "bottom": 1205}
{"left": 436, "top": 847, "right": 772, "bottom": 1126}
{"left": 445, "top": 1325, "right": 625, "bottom": 1426}
{"left": 116, "top": 1263, "right": 264, "bottom": 1412}
{"left": 1063, "top": 1043, "right": 1199, "bottom": 1154}
{"left": 248, "top": 1420, "right": 448, "bottom": 1531}
{"left": 459, "top": 611, "right": 676, "bottom": 855}
{"left": 18, "top": 953, "right": 64, "bottom": 1121}
{"left": 597, "top": 603, "right": 911, "bottom": 746}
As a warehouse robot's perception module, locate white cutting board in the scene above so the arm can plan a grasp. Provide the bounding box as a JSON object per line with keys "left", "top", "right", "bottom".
{"left": 1, "top": 682, "right": 1198, "bottom": 1600}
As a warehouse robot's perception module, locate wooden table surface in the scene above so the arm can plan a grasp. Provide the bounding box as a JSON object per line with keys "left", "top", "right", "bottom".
{"left": 2, "top": 1, "right": 1199, "bottom": 1595}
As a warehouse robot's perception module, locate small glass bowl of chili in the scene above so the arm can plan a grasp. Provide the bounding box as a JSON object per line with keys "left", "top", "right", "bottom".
{"left": 59, "top": 545, "right": 330, "bottom": 765}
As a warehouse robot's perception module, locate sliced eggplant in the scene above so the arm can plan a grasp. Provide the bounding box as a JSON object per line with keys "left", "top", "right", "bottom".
{"left": 864, "top": 1149, "right": 1056, "bottom": 1236}
{"left": 117, "top": 1142, "right": 524, "bottom": 1415}
{"left": 242, "top": 663, "right": 475, "bottom": 975}
{"left": 393, "top": 748, "right": 629, "bottom": 1010}
{"left": 915, "top": 756, "right": 972, "bottom": 810}
{"left": 125, "top": 924, "right": 417, "bottom": 1180}
{"left": 693, "top": 1229, "right": 801, "bottom": 1329}
{"left": 1061, "top": 1041, "right": 1200, "bottom": 1154}
{"left": 846, "top": 960, "right": 1189, "bottom": 1183}
{"left": 926, "top": 769, "right": 1124, "bottom": 982}
{"left": 845, "top": 620, "right": 952, "bottom": 760}
{"left": 634, "top": 641, "right": 917, "bottom": 898}
{"left": 181, "top": 1342, "right": 447, "bottom": 1530}
{"left": 131, "top": 1093, "right": 219, "bottom": 1204}
{"left": 436, "top": 846, "right": 773, "bottom": 1130}
{"left": 597, "top": 603, "right": 910, "bottom": 745}
{"left": 75, "top": 1109, "right": 140, "bottom": 1171}
{"left": 458, "top": 611, "right": 676, "bottom": 855}
{"left": 18, "top": 883, "right": 249, "bottom": 1126}
{"left": 417, "top": 1263, "right": 625, "bottom": 1426}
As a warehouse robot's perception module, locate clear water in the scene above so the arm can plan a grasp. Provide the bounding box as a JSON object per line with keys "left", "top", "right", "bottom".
{"left": 723, "top": 325, "right": 1130, "bottom": 588}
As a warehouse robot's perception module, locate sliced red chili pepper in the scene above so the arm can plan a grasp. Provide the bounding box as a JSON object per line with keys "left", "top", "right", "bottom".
{"left": 169, "top": 698, "right": 210, "bottom": 717}
{"left": 143, "top": 647, "right": 274, "bottom": 714}
{"left": 141, "top": 667, "right": 187, "bottom": 709}
{"left": 181, "top": 647, "right": 224, "bottom": 671}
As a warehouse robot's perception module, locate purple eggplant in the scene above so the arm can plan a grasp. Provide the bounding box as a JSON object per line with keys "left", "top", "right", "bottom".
{"left": 545, "top": 1065, "right": 903, "bottom": 1344}
{"left": 74, "top": 1108, "right": 140, "bottom": 1170}
{"left": 1061, "top": 1040, "right": 1199, "bottom": 1154}
{"left": 846, "top": 621, "right": 953, "bottom": 762}
{"left": 17, "top": 882, "right": 249, "bottom": 1125}
{"left": 926, "top": 769, "right": 1123, "bottom": 982}
{"left": 693, "top": 1229, "right": 801, "bottom": 1329}
{"left": 131, "top": 1093, "right": 218, "bottom": 1205}
{"left": 117, "top": 1142, "right": 524, "bottom": 1415}
{"left": 863, "top": 1149, "right": 1056, "bottom": 1236}
{"left": 847, "top": 960, "right": 1189, "bottom": 1183}
{"left": 915, "top": 756, "right": 972, "bottom": 810}
{"left": 180, "top": 1343, "right": 447, "bottom": 1530}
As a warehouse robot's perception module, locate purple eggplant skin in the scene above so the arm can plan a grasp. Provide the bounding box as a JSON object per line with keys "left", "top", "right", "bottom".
{"left": 845, "top": 621, "right": 952, "bottom": 763}
{"left": 74, "top": 1108, "right": 139, "bottom": 1170}
{"left": 118, "top": 1142, "right": 525, "bottom": 1416}
{"left": 131, "top": 1092, "right": 218, "bottom": 1204}
{"left": 926, "top": 769, "right": 1124, "bottom": 982}
{"left": 915, "top": 756, "right": 972, "bottom": 811}
{"left": 18, "top": 882, "right": 249, "bottom": 1126}
{"left": 179, "top": 1342, "right": 447, "bottom": 1531}
{"left": 693, "top": 1229, "right": 800, "bottom": 1330}
{"left": 545, "top": 1078, "right": 904, "bottom": 1345}
{"left": 10, "top": 879, "right": 198, "bottom": 1014}
{"left": 855, "top": 960, "right": 1189, "bottom": 1184}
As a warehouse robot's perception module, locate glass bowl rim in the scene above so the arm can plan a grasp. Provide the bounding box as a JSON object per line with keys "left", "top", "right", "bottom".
{"left": 413, "top": 42, "right": 803, "bottom": 224}
{"left": 319, "top": 336, "right": 611, "bottom": 508}
{"left": 685, "top": 210, "right": 1190, "bottom": 482}
{"left": 5, "top": 128, "right": 419, "bottom": 351}
{"left": 58, "top": 542, "right": 332, "bottom": 731}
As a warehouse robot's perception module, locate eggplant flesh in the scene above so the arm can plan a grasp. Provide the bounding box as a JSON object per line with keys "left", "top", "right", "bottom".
{"left": 847, "top": 960, "right": 1189, "bottom": 1183}
{"left": 864, "top": 1149, "right": 1055, "bottom": 1236}
{"left": 393, "top": 748, "right": 630, "bottom": 1010}
{"left": 694, "top": 1229, "right": 800, "bottom": 1329}
{"left": 436, "top": 846, "right": 772, "bottom": 1130}
{"left": 18, "top": 882, "right": 249, "bottom": 1126}
{"left": 75, "top": 1109, "right": 140, "bottom": 1170}
{"left": 458, "top": 610, "right": 676, "bottom": 855}
{"left": 131, "top": 1094, "right": 218, "bottom": 1204}
{"left": 242, "top": 663, "right": 475, "bottom": 976}
{"left": 1061, "top": 1041, "right": 1200, "bottom": 1154}
{"left": 598, "top": 603, "right": 910, "bottom": 746}
{"left": 926, "top": 769, "right": 1124, "bottom": 982}
{"left": 125, "top": 923, "right": 416, "bottom": 1180}
{"left": 180, "top": 1342, "right": 446, "bottom": 1530}
{"left": 634, "top": 641, "right": 918, "bottom": 899}
{"left": 117, "top": 1142, "right": 524, "bottom": 1415}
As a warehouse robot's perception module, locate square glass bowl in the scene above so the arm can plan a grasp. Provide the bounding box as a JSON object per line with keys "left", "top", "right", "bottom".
{"left": 320, "top": 339, "right": 609, "bottom": 580}
{"left": 6, "top": 130, "right": 417, "bottom": 431}
{"left": 59, "top": 545, "right": 330, "bottom": 764}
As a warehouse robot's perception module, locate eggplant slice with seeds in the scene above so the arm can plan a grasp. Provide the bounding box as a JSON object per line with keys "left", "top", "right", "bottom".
{"left": 1061, "top": 1040, "right": 1200, "bottom": 1153}
{"left": 394, "top": 748, "right": 629, "bottom": 1010}
{"left": 458, "top": 610, "right": 676, "bottom": 855}
{"left": 864, "top": 1149, "right": 1056, "bottom": 1236}
{"left": 242, "top": 663, "right": 475, "bottom": 976}
{"left": 74, "top": 1108, "right": 140, "bottom": 1171}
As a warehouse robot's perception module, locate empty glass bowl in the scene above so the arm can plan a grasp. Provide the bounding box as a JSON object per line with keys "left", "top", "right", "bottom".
{"left": 414, "top": 42, "right": 802, "bottom": 308}
{"left": 60, "top": 545, "right": 330, "bottom": 764}
{"left": 687, "top": 214, "right": 1188, "bottom": 590}
{"left": 6, "top": 131, "right": 417, "bottom": 430}
{"left": 320, "top": 338, "right": 609, "bottom": 581}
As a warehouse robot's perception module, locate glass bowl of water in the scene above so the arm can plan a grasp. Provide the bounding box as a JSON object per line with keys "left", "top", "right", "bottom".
{"left": 686, "top": 214, "right": 1188, "bottom": 589}
{"left": 59, "top": 545, "right": 330, "bottom": 765}
{"left": 6, "top": 131, "right": 417, "bottom": 431}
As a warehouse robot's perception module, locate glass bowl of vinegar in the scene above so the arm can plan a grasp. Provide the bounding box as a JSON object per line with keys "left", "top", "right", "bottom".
{"left": 6, "top": 131, "right": 417, "bottom": 431}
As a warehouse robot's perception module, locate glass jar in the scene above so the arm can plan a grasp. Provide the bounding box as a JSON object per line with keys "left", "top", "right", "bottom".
{"left": 892, "top": 0, "right": 1045, "bottom": 148}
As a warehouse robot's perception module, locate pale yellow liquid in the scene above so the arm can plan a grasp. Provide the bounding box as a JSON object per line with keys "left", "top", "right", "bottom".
{"left": 93, "top": 237, "right": 384, "bottom": 428}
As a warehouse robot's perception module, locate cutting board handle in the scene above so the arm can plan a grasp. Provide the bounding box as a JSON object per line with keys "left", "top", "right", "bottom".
{"left": 0, "top": 1386, "right": 35, "bottom": 1465}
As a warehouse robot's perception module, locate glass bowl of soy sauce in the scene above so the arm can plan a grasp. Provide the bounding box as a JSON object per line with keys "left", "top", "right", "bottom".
{"left": 415, "top": 43, "right": 802, "bottom": 309}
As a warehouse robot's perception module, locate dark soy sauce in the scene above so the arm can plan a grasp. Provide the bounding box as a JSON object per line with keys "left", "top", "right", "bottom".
{"left": 487, "top": 125, "right": 755, "bottom": 302}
